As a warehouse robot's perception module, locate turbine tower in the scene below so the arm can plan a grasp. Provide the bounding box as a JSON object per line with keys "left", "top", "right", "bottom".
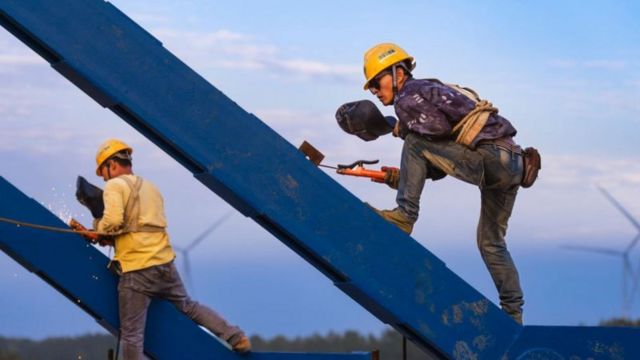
{"left": 562, "top": 186, "right": 640, "bottom": 316}
{"left": 174, "top": 212, "right": 233, "bottom": 294}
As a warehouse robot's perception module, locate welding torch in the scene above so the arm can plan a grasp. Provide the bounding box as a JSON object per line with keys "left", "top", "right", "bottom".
{"left": 319, "top": 160, "right": 397, "bottom": 184}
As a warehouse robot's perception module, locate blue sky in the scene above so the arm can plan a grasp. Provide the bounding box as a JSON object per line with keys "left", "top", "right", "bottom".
{"left": 1, "top": 1, "right": 639, "bottom": 340}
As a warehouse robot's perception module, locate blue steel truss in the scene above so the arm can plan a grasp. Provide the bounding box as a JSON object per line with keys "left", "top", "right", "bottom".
{"left": 0, "top": 1, "right": 638, "bottom": 359}
{"left": 0, "top": 177, "right": 373, "bottom": 360}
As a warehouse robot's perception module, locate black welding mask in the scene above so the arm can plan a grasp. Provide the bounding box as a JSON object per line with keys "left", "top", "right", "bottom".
{"left": 76, "top": 176, "right": 104, "bottom": 219}
{"left": 335, "top": 100, "right": 397, "bottom": 141}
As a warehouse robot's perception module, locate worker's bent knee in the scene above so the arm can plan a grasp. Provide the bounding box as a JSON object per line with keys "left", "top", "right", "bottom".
{"left": 175, "top": 298, "right": 200, "bottom": 316}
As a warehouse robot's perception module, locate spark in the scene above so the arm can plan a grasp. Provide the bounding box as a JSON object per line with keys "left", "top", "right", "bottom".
{"left": 47, "top": 183, "right": 84, "bottom": 224}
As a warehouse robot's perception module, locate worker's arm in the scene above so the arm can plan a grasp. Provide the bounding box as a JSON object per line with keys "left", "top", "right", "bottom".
{"left": 94, "top": 179, "right": 126, "bottom": 234}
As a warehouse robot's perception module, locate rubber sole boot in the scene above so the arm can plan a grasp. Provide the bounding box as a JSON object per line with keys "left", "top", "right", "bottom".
{"left": 232, "top": 335, "right": 252, "bottom": 353}
{"left": 373, "top": 207, "right": 413, "bottom": 234}
{"left": 508, "top": 311, "right": 523, "bottom": 325}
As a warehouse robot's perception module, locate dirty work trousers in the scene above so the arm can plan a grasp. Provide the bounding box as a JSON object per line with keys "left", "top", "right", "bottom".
{"left": 396, "top": 133, "right": 524, "bottom": 323}
{"left": 118, "top": 261, "right": 244, "bottom": 359}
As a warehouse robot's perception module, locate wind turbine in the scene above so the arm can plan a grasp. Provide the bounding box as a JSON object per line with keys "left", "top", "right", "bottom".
{"left": 174, "top": 212, "right": 233, "bottom": 293}
{"left": 562, "top": 186, "right": 640, "bottom": 316}
{"left": 598, "top": 185, "right": 640, "bottom": 314}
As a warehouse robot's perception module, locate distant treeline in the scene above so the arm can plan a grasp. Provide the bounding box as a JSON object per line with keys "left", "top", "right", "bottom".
{"left": 0, "top": 333, "right": 114, "bottom": 360}
{"left": 1, "top": 319, "right": 639, "bottom": 360}
{"left": 0, "top": 329, "right": 425, "bottom": 360}
{"left": 599, "top": 318, "right": 640, "bottom": 327}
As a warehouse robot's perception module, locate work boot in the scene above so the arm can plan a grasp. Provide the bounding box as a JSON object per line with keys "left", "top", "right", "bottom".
{"left": 509, "top": 311, "right": 523, "bottom": 325}
{"left": 373, "top": 207, "right": 413, "bottom": 234}
{"left": 232, "top": 335, "right": 252, "bottom": 353}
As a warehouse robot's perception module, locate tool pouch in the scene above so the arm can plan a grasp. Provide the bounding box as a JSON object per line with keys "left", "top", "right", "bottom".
{"left": 521, "top": 147, "right": 541, "bottom": 188}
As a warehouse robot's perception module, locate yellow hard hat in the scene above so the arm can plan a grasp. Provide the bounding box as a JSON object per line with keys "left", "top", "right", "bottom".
{"left": 363, "top": 43, "right": 415, "bottom": 90}
{"left": 95, "top": 139, "right": 133, "bottom": 176}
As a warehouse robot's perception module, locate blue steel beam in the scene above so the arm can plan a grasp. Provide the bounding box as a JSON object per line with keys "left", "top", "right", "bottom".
{"left": 1, "top": 1, "right": 638, "bottom": 359}
{"left": 505, "top": 326, "right": 640, "bottom": 359}
{"left": 0, "top": 177, "right": 373, "bottom": 360}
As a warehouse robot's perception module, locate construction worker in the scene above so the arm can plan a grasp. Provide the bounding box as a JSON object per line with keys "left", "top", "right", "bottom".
{"left": 362, "top": 43, "right": 525, "bottom": 324}
{"left": 93, "top": 139, "right": 251, "bottom": 358}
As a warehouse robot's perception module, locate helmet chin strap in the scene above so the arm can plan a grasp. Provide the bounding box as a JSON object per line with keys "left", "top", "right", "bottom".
{"left": 391, "top": 64, "right": 398, "bottom": 101}
{"left": 105, "top": 160, "right": 113, "bottom": 180}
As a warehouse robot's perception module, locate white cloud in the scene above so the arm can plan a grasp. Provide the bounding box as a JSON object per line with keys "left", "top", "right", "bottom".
{"left": 153, "top": 28, "right": 251, "bottom": 47}
{"left": 583, "top": 60, "right": 627, "bottom": 70}
{"left": 542, "top": 154, "right": 640, "bottom": 188}
{"left": 0, "top": 84, "right": 60, "bottom": 114}
{"left": 547, "top": 59, "right": 577, "bottom": 69}
{"left": 271, "top": 59, "right": 359, "bottom": 79}
{"left": 0, "top": 36, "right": 46, "bottom": 70}
{"left": 510, "top": 153, "right": 640, "bottom": 246}
{"left": 0, "top": 126, "right": 74, "bottom": 152}
{"left": 148, "top": 27, "right": 359, "bottom": 82}
{"left": 547, "top": 59, "right": 628, "bottom": 70}
{"left": 0, "top": 54, "right": 44, "bottom": 66}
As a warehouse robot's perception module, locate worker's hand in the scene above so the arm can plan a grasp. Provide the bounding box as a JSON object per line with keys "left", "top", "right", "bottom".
{"left": 392, "top": 122, "right": 400, "bottom": 137}
{"left": 97, "top": 235, "right": 115, "bottom": 247}
{"left": 382, "top": 166, "right": 400, "bottom": 189}
{"left": 69, "top": 218, "right": 99, "bottom": 244}
{"left": 83, "top": 233, "right": 98, "bottom": 244}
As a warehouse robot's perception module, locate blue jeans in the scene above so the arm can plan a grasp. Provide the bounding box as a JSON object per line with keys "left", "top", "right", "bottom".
{"left": 397, "top": 133, "right": 524, "bottom": 322}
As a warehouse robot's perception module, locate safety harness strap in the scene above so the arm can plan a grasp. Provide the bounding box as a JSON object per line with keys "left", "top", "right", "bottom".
{"left": 120, "top": 176, "right": 165, "bottom": 233}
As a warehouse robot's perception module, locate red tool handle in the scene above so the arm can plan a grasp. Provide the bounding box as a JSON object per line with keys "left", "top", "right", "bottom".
{"left": 337, "top": 166, "right": 387, "bottom": 182}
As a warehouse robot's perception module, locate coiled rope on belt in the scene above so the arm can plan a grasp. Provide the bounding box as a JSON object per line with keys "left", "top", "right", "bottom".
{"left": 452, "top": 100, "right": 498, "bottom": 147}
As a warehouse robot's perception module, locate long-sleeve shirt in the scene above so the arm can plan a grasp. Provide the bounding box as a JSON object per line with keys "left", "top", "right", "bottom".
{"left": 96, "top": 174, "right": 175, "bottom": 273}
{"left": 394, "top": 78, "right": 517, "bottom": 147}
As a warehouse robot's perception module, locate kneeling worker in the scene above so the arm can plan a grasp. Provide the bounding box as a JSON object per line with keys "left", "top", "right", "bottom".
{"left": 93, "top": 139, "right": 251, "bottom": 359}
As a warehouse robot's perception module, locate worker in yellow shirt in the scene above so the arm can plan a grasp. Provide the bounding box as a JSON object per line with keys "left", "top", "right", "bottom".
{"left": 93, "top": 139, "right": 251, "bottom": 359}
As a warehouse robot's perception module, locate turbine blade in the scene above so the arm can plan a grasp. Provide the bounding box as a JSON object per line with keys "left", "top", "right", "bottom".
{"left": 598, "top": 185, "right": 640, "bottom": 231}
{"left": 561, "top": 245, "right": 623, "bottom": 257}
{"left": 186, "top": 212, "right": 233, "bottom": 251}
{"left": 625, "top": 234, "right": 640, "bottom": 254}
